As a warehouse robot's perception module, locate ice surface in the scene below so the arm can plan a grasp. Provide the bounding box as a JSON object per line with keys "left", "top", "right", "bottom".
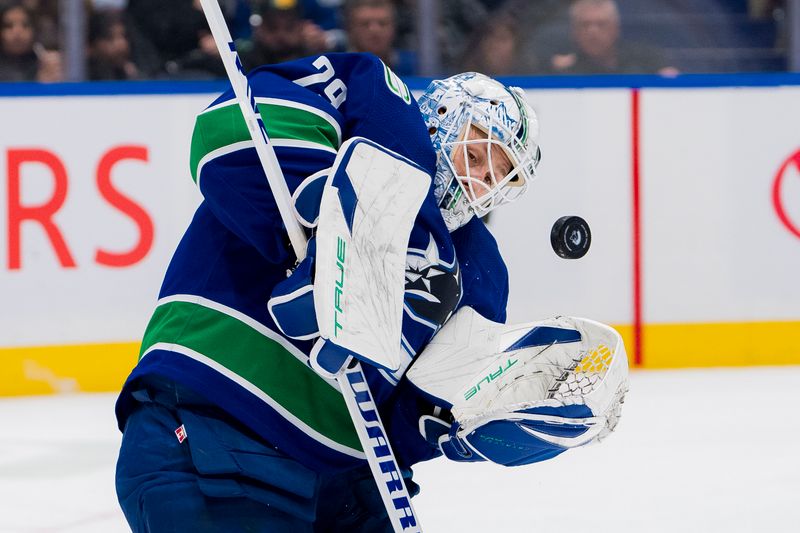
{"left": 1, "top": 367, "right": 798, "bottom": 532}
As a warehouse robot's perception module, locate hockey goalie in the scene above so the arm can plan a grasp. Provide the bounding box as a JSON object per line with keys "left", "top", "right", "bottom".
{"left": 115, "top": 48, "right": 628, "bottom": 532}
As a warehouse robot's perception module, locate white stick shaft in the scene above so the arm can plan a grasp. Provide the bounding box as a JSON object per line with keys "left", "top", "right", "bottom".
{"left": 198, "top": 2, "right": 420, "bottom": 530}
{"left": 338, "top": 365, "right": 421, "bottom": 532}
{"left": 198, "top": 0, "right": 307, "bottom": 260}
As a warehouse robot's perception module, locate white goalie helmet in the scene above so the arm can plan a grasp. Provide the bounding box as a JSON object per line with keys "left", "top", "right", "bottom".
{"left": 418, "top": 72, "right": 541, "bottom": 231}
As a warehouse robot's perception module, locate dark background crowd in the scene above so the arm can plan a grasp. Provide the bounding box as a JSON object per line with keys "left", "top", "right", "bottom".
{"left": 0, "top": 0, "right": 793, "bottom": 83}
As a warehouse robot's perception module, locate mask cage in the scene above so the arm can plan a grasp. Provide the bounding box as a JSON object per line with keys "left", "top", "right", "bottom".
{"left": 437, "top": 99, "right": 539, "bottom": 219}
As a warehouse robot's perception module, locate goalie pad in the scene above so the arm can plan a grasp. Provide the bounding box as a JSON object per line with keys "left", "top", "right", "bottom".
{"left": 312, "top": 137, "right": 430, "bottom": 376}
{"left": 406, "top": 307, "right": 629, "bottom": 466}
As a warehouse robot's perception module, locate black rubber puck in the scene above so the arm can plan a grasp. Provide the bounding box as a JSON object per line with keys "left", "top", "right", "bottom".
{"left": 551, "top": 216, "right": 591, "bottom": 259}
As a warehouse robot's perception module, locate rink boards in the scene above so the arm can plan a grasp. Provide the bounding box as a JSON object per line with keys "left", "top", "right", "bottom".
{"left": 1, "top": 75, "right": 799, "bottom": 395}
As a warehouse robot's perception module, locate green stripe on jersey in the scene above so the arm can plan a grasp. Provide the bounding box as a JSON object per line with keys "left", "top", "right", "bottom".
{"left": 190, "top": 101, "right": 341, "bottom": 182}
{"left": 139, "top": 298, "right": 361, "bottom": 451}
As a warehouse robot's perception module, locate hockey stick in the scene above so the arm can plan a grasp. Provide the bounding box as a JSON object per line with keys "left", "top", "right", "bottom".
{"left": 198, "top": 2, "right": 421, "bottom": 531}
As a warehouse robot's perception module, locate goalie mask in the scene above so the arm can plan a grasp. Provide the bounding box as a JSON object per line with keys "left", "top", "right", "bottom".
{"left": 419, "top": 72, "right": 541, "bottom": 232}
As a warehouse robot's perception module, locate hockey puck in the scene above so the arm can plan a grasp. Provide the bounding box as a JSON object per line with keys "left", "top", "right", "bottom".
{"left": 550, "top": 216, "right": 591, "bottom": 259}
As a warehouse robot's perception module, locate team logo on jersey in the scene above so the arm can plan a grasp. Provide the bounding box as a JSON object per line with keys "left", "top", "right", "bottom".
{"left": 404, "top": 234, "right": 461, "bottom": 330}
{"left": 382, "top": 61, "right": 412, "bottom": 105}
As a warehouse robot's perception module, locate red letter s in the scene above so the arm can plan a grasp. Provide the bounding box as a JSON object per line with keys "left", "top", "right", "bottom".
{"left": 95, "top": 145, "right": 154, "bottom": 267}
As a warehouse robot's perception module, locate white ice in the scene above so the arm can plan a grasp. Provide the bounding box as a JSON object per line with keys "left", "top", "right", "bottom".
{"left": 1, "top": 367, "right": 798, "bottom": 533}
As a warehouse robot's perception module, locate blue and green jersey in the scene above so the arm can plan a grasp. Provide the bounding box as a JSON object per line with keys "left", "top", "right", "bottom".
{"left": 116, "top": 53, "right": 509, "bottom": 472}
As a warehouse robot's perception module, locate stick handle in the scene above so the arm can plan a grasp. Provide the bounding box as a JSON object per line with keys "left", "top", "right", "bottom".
{"left": 199, "top": 0, "right": 307, "bottom": 260}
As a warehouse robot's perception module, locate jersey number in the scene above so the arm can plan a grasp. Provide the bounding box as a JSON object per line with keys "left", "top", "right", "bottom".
{"left": 294, "top": 56, "right": 348, "bottom": 109}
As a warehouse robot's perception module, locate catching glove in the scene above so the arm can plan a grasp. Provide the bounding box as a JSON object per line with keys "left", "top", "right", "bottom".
{"left": 408, "top": 307, "right": 629, "bottom": 466}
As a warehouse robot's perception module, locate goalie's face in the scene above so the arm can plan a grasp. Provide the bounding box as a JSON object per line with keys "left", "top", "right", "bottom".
{"left": 450, "top": 125, "right": 515, "bottom": 202}
{"left": 437, "top": 118, "right": 531, "bottom": 230}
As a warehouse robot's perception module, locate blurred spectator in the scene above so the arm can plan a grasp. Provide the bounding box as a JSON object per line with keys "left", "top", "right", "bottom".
{"left": 550, "top": 0, "right": 679, "bottom": 75}
{"left": 503, "top": 0, "right": 569, "bottom": 60}
{"left": 164, "top": 27, "right": 226, "bottom": 79}
{"left": 238, "top": 0, "right": 332, "bottom": 71}
{"left": 126, "top": 0, "right": 201, "bottom": 71}
{"left": 299, "top": 0, "right": 347, "bottom": 51}
{"left": 88, "top": 8, "right": 141, "bottom": 80}
{"left": 0, "top": 1, "right": 62, "bottom": 82}
{"left": 343, "top": 0, "right": 415, "bottom": 75}
{"left": 395, "top": 0, "right": 488, "bottom": 75}
{"left": 459, "top": 10, "right": 540, "bottom": 76}
{"left": 301, "top": 0, "right": 343, "bottom": 32}
{"left": 127, "top": 0, "right": 241, "bottom": 76}
{"left": 155, "top": 0, "right": 236, "bottom": 79}
{"left": 21, "top": 0, "right": 58, "bottom": 49}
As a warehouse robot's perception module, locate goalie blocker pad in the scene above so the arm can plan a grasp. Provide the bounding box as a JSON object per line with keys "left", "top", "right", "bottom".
{"left": 406, "top": 307, "right": 629, "bottom": 466}
{"left": 312, "top": 137, "right": 430, "bottom": 376}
